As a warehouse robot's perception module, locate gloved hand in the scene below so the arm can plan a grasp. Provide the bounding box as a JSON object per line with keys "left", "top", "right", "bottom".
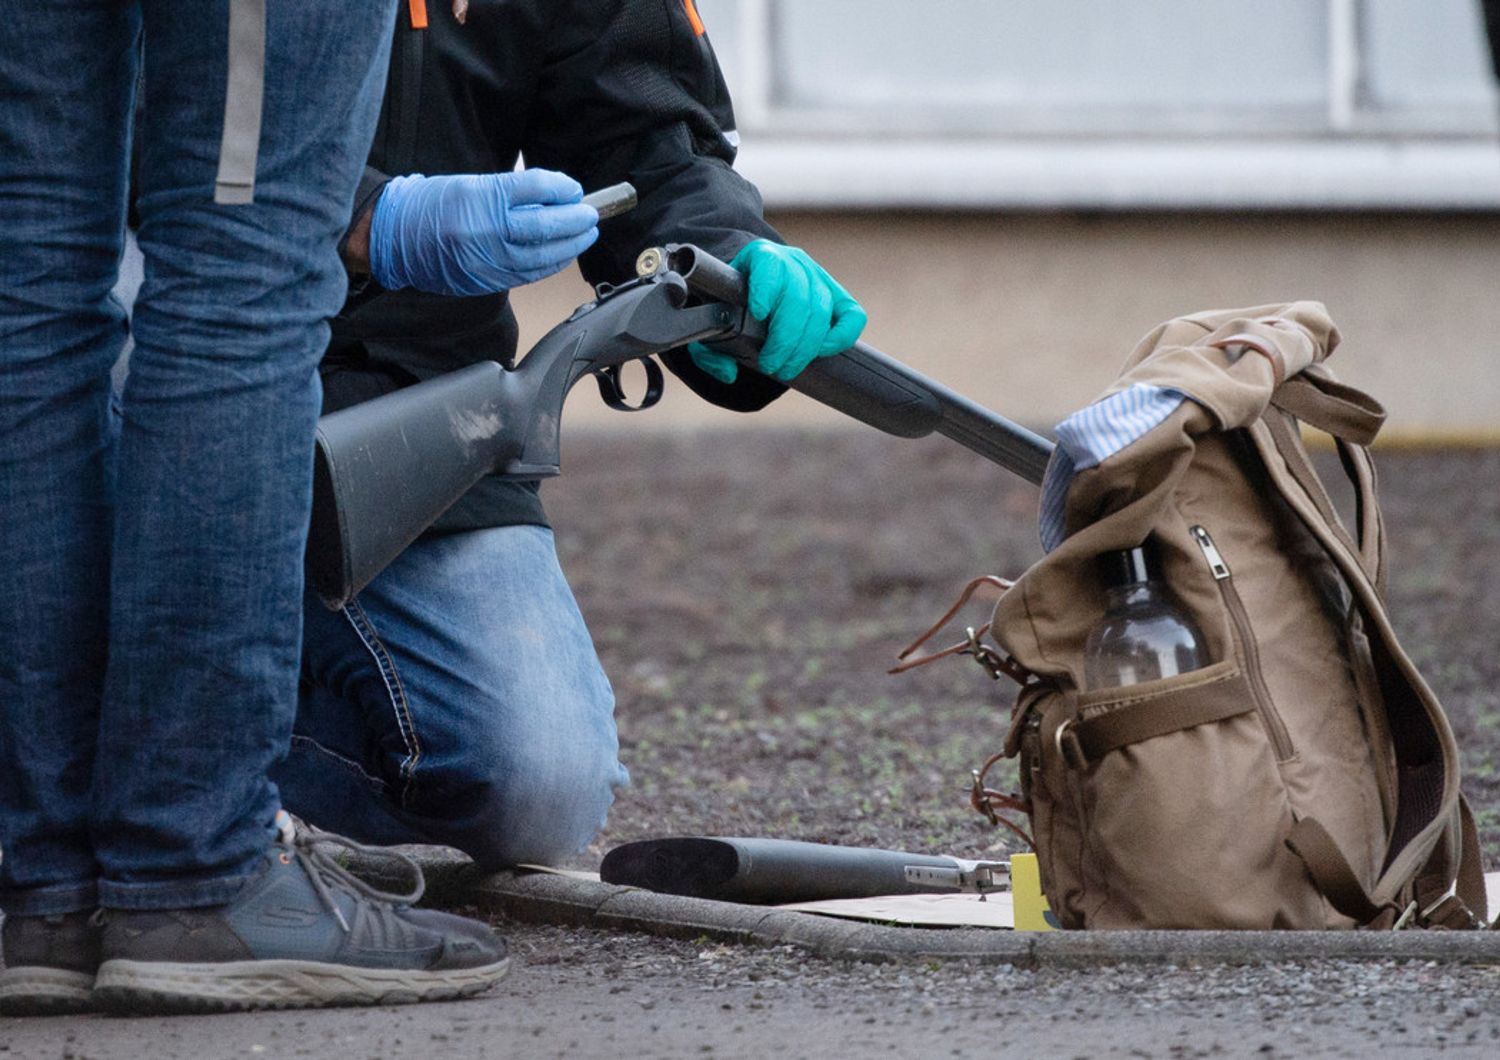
{"left": 369, "top": 169, "right": 599, "bottom": 296}
{"left": 688, "top": 239, "right": 867, "bottom": 384}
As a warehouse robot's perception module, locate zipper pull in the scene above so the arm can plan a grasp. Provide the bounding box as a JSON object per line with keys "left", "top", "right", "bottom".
{"left": 1191, "top": 525, "right": 1231, "bottom": 580}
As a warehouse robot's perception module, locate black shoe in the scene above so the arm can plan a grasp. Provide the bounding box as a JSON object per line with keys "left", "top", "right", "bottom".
{"left": 92, "top": 814, "right": 509, "bottom": 1014}
{"left": 0, "top": 909, "right": 101, "bottom": 1016}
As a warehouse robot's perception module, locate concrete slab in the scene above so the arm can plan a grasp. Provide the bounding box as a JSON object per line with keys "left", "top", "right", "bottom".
{"left": 457, "top": 865, "right": 1500, "bottom": 969}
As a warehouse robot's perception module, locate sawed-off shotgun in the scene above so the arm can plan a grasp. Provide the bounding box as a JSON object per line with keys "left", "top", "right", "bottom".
{"left": 307, "top": 241, "right": 1055, "bottom": 609}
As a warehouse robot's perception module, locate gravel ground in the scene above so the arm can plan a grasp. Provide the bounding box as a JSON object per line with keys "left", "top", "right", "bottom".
{"left": 6, "top": 921, "right": 1500, "bottom": 1058}
{"left": 3, "top": 432, "right": 1497, "bottom": 1057}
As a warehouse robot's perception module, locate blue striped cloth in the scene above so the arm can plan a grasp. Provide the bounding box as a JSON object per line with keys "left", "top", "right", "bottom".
{"left": 1039, "top": 384, "right": 1188, "bottom": 552}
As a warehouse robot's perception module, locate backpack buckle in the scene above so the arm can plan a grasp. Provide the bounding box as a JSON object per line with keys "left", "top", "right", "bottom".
{"left": 1415, "top": 894, "right": 1486, "bottom": 931}
{"left": 1053, "top": 718, "right": 1090, "bottom": 770}
{"left": 963, "top": 626, "right": 1032, "bottom": 684}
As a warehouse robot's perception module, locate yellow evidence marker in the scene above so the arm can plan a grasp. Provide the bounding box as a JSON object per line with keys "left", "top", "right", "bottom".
{"left": 1009, "top": 853, "right": 1057, "bottom": 931}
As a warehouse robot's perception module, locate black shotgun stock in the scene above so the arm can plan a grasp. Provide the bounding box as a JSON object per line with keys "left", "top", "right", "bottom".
{"left": 308, "top": 245, "right": 1054, "bottom": 609}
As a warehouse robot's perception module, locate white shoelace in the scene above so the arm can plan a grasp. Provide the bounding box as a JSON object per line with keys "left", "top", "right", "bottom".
{"left": 274, "top": 811, "right": 426, "bottom": 934}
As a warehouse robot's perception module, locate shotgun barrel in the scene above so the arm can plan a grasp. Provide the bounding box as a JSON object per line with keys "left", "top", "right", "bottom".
{"left": 645, "top": 244, "right": 1055, "bottom": 486}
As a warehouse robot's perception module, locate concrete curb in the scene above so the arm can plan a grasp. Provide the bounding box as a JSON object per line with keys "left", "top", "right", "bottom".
{"left": 462, "top": 867, "right": 1500, "bottom": 969}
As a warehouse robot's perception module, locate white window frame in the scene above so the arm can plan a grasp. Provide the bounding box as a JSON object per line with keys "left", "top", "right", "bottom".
{"left": 718, "top": 0, "right": 1500, "bottom": 209}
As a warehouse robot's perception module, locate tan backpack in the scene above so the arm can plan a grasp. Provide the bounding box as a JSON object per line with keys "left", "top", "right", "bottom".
{"left": 899, "top": 302, "right": 1488, "bottom": 930}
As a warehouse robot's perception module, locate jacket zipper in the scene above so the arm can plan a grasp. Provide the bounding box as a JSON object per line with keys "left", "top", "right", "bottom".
{"left": 389, "top": 8, "right": 427, "bottom": 174}
{"left": 1191, "top": 525, "right": 1295, "bottom": 761}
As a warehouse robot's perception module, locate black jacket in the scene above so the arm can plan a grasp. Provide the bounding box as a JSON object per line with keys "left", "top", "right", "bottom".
{"left": 328, "top": 0, "right": 786, "bottom": 530}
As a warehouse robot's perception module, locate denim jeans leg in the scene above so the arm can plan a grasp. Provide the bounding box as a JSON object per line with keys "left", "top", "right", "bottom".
{"left": 90, "top": 0, "right": 397, "bottom": 911}
{"left": 0, "top": 0, "right": 141, "bottom": 917}
{"left": 277, "top": 525, "right": 631, "bottom": 869}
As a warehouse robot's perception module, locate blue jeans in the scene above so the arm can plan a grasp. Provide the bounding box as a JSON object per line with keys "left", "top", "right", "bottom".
{"left": 275, "top": 525, "right": 630, "bottom": 871}
{"left": 0, "top": 1, "right": 395, "bottom": 916}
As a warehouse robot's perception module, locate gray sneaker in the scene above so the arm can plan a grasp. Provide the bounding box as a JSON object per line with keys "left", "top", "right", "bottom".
{"left": 0, "top": 909, "right": 101, "bottom": 1016}
{"left": 92, "top": 814, "right": 509, "bottom": 1013}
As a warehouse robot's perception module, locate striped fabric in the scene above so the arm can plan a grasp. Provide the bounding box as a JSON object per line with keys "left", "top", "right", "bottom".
{"left": 1039, "top": 383, "right": 1189, "bottom": 551}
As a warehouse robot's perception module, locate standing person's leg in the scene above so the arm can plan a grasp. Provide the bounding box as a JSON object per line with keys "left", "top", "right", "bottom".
{"left": 281, "top": 524, "right": 630, "bottom": 868}
{"left": 0, "top": 0, "right": 140, "bottom": 1015}
{"left": 91, "top": 0, "right": 390, "bottom": 908}
{"left": 84, "top": 1, "right": 506, "bottom": 1013}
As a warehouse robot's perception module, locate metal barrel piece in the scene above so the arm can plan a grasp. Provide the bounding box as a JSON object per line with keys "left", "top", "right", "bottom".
{"left": 582, "top": 181, "right": 638, "bottom": 221}
{"left": 600, "top": 836, "right": 1001, "bottom": 904}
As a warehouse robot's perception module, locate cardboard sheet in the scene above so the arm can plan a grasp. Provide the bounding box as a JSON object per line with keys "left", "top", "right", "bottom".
{"left": 775, "top": 891, "right": 1015, "bottom": 929}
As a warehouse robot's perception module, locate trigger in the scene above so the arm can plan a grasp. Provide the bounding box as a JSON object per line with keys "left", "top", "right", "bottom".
{"left": 594, "top": 358, "right": 665, "bottom": 412}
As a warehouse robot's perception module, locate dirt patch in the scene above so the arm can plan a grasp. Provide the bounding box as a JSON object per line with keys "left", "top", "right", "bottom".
{"left": 545, "top": 430, "right": 1500, "bottom": 867}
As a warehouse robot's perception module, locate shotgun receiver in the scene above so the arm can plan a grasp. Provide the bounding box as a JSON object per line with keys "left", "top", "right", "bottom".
{"left": 307, "top": 243, "right": 1055, "bottom": 609}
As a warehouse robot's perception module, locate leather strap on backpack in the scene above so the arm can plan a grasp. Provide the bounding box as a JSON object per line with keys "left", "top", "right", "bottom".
{"left": 1060, "top": 664, "right": 1255, "bottom": 767}
{"left": 1289, "top": 804, "right": 1490, "bottom": 930}
{"left": 1267, "top": 372, "right": 1389, "bottom": 596}
{"left": 1285, "top": 817, "right": 1396, "bottom": 926}
{"left": 1272, "top": 370, "right": 1386, "bottom": 447}
{"left": 1411, "top": 796, "right": 1491, "bottom": 930}
{"left": 890, "top": 576, "right": 1030, "bottom": 683}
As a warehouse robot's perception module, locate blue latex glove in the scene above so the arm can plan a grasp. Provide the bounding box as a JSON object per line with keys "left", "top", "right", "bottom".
{"left": 688, "top": 240, "right": 867, "bottom": 384}
{"left": 369, "top": 169, "right": 599, "bottom": 296}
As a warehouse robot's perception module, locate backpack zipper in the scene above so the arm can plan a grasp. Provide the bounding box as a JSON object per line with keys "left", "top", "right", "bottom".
{"left": 1190, "top": 525, "right": 1294, "bottom": 761}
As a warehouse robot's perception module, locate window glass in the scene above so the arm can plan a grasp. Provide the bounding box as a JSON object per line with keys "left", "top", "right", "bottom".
{"left": 698, "top": 0, "right": 1498, "bottom": 136}
{"left": 1364, "top": 0, "right": 1497, "bottom": 110}
{"left": 773, "top": 0, "right": 1328, "bottom": 120}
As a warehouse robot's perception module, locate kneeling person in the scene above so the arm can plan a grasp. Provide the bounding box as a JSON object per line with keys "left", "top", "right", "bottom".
{"left": 272, "top": 1, "right": 865, "bottom": 868}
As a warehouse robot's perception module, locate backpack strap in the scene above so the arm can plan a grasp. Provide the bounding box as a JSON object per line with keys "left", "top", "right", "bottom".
{"left": 890, "top": 576, "right": 1031, "bottom": 683}
{"left": 1271, "top": 370, "right": 1385, "bottom": 447}
{"left": 1266, "top": 372, "right": 1388, "bottom": 595}
{"left": 1333, "top": 440, "right": 1388, "bottom": 599}
{"left": 1411, "top": 795, "right": 1490, "bottom": 930}
{"left": 1261, "top": 410, "right": 1382, "bottom": 591}
{"left": 1285, "top": 817, "right": 1395, "bottom": 926}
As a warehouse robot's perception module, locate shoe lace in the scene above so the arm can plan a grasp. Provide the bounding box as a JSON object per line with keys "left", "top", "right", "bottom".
{"left": 276, "top": 810, "right": 426, "bottom": 934}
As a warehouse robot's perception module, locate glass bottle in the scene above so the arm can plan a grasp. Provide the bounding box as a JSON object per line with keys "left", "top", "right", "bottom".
{"left": 1083, "top": 545, "right": 1207, "bottom": 690}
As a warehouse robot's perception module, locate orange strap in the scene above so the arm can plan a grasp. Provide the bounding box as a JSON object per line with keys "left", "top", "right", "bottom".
{"left": 409, "top": 0, "right": 428, "bottom": 30}
{"left": 682, "top": 0, "right": 706, "bottom": 36}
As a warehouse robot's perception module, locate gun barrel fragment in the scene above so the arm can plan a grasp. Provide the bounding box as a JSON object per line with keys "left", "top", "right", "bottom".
{"left": 601, "top": 836, "right": 1008, "bottom": 903}
{"left": 639, "top": 244, "right": 1055, "bottom": 486}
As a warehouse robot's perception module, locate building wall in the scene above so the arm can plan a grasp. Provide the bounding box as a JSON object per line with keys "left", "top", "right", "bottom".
{"left": 519, "top": 211, "right": 1500, "bottom": 441}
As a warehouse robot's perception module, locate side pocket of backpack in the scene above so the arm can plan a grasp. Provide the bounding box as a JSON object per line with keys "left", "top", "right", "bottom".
{"left": 1044, "top": 660, "right": 1327, "bottom": 928}
{"left": 1010, "top": 682, "right": 1086, "bottom": 927}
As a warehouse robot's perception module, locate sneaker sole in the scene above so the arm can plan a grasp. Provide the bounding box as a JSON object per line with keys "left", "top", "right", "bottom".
{"left": 91, "top": 955, "right": 511, "bottom": 1014}
{"left": 0, "top": 966, "right": 96, "bottom": 1016}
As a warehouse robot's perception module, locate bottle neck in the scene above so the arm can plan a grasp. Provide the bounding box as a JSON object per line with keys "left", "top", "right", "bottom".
{"left": 1104, "top": 581, "right": 1155, "bottom": 608}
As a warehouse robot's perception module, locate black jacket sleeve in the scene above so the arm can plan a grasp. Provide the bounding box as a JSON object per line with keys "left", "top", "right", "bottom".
{"left": 336, "top": 164, "right": 393, "bottom": 289}
{"left": 522, "top": 0, "right": 786, "bottom": 412}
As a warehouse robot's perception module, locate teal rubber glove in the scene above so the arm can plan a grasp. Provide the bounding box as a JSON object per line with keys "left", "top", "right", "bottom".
{"left": 688, "top": 240, "right": 867, "bottom": 385}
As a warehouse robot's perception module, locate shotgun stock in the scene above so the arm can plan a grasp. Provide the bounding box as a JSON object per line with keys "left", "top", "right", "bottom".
{"left": 307, "top": 245, "right": 1054, "bottom": 609}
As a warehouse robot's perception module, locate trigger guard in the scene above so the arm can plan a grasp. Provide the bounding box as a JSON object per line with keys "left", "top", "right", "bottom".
{"left": 594, "top": 358, "right": 665, "bottom": 412}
